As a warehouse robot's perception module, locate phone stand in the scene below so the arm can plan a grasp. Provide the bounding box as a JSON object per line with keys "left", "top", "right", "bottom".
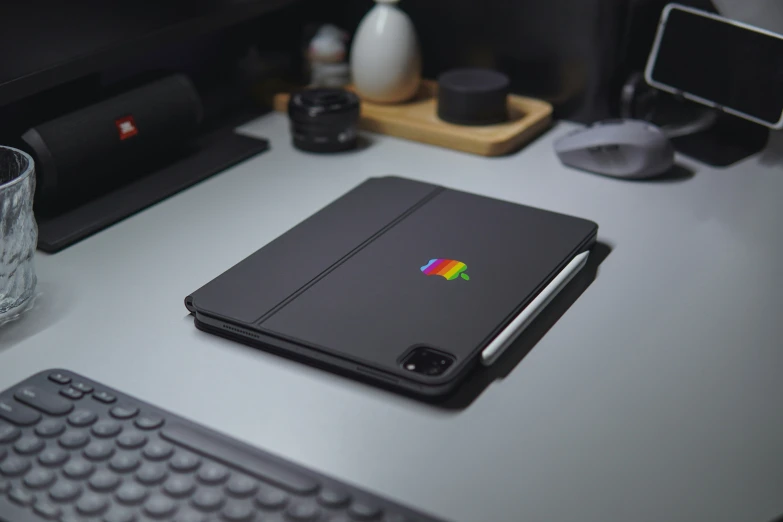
{"left": 620, "top": 73, "right": 769, "bottom": 166}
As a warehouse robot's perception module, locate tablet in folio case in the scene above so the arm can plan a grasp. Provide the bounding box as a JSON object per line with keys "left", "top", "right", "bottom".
{"left": 186, "top": 176, "right": 598, "bottom": 400}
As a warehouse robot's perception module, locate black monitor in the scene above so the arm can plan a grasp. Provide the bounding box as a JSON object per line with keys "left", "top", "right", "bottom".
{"left": 0, "top": 0, "right": 298, "bottom": 107}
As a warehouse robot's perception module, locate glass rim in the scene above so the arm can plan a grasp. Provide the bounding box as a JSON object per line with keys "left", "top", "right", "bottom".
{"left": 0, "top": 145, "right": 34, "bottom": 191}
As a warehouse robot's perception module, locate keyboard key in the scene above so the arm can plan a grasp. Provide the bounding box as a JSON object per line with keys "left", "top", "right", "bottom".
{"left": 136, "top": 462, "right": 168, "bottom": 485}
{"left": 162, "top": 423, "right": 318, "bottom": 494}
{"left": 170, "top": 451, "right": 201, "bottom": 472}
{"left": 68, "top": 409, "right": 97, "bottom": 427}
{"left": 0, "top": 423, "right": 21, "bottom": 443}
{"left": 226, "top": 474, "right": 259, "bottom": 497}
{"left": 33, "top": 500, "right": 62, "bottom": 520}
{"left": 286, "top": 501, "right": 321, "bottom": 521}
{"left": 115, "top": 481, "right": 148, "bottom": 505}
{"left": 0, "top": 447, "right": 5, "bottom": 461}
{"left": 39, "top": 447, "right": 70, "bottom": 467}
{"left": 318, "top": 487, "right": 351, "bottom": 508}
{"left": 92, "top": 420, "right": 123, "bottom": 438}
{"left": 117, "top": 431, "right": 147, "bottom": 449}
{"left": 71, "top": 382, "right": 94, "bottom": 394}
{"left": 48, "top": 372, "right": 71, "bottom": 385}
{"left": 144, "top": 493, "right": 178, "bottom": 518}
{"left": 104, "top": 508, "right": 137, "bottom": 522}
{"left": 143, "top": 441, "right": 174, "bottom": 461}
{"left": 197, "top": 462, "right": 230, "bottom": 485}
{"left": 35, "top": 419, "right": 66, "bottom": 438}
{"left": 0, "top": 399, "right": 41, "bottom": 426}
{"left": 0, "top": 455, "right": 31, "bottom": 476}
{"left": 23, "top": 467, "right": 56, "bottom": 489}
{"left": 77, "top": 492, "right": 109, "bottom": 516}
{"left": 8, "top": 486, "right": 35, "bottom": 506}
{"left": 192, "top": 488, "right": 225, "bottom": 511}
{"left": 349, "top": 502, "right": 383, "bottom": 520}
{"left": 164, "top": 474, "right": 196, "bottom": 498}
{"left": 255, "top": 486, "right": 289, "bottom": 510}
{"left": 135, "top": 415, "right": 165, "bottom": 430}
{"left": 89, "top": 469, "right": 122, "bottom": 492}
{"left": 59, "top": 429, "right": 90, "bottom": 449}
{"left": 63, "top": 458, "right": 95, "bottom": 479}
{"left": 110, "top": 453, "right": 141, "bottom": 473}
{"left": 84, "top": 440, "right": 116, "bottom": 461}
{"left": 93, "top": 391, "right": 117, "bottom": 404}
{"left": 14, "top": 386, "right": 74, "bottom": 415}
{"left": 0, "top": 479, "right": 9, "bottom": 493}
{"left": 221, "top": 500, "right": 254, "bottom": 521}
{"left": 14, "top": 434, "right": 44, "bottom": 454}
{"left": 49, "top": 481, "right": 82, "bottom": 502}
{"left": 60, "top": 388, "right": 84, "bottom": 400}
{"left": 110, "top": 405, "right": 140, "bottom": 420}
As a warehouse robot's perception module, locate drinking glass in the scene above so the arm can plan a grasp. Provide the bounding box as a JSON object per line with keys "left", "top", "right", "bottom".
{"left": 0, "top": 146, "right": 37, "bottom": 322}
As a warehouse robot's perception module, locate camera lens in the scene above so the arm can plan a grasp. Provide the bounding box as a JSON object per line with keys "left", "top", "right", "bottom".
{"left": 288, "top": 88, "right": 360, "bottom": 153}
{"left": 401, "top": 346, "right": 456, "bottom": 377}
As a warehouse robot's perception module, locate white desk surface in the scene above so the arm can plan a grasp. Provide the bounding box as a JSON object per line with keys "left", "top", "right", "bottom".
{"left": 2, "top": 114, "right": 783, "bottom": 522}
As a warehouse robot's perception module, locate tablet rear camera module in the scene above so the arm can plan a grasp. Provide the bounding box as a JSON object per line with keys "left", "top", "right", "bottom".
{"left": 401, "top": 346, "right": 455, "bottom": 377}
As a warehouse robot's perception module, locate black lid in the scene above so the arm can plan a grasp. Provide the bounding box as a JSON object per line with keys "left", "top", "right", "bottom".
{"left": 437, "top": 68, "right": 510, "bottom": 126}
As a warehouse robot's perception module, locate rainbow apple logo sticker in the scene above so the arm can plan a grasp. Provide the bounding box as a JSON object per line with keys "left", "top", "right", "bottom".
{"left": 420, "top": 259, "right": 470, "bottom": 281}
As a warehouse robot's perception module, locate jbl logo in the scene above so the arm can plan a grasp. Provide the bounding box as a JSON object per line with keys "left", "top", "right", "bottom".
{"left": 115, "top": 116, "right": 138, "bottom": 140}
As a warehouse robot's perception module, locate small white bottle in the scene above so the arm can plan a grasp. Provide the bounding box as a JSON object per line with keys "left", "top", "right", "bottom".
{"left": 350, "top": 0, "right": 422, "bottom": 104}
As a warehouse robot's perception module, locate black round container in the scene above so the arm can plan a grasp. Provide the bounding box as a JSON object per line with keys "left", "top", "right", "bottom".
{"left": 287, "top": 89, "right": 361, "bottom": 153}
{"left": 437, "top": 68, "right": 510, "bottom": 126}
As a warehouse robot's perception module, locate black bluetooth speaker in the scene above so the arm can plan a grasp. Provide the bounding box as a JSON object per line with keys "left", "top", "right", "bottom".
{"left": 22, "top": 74, "right": 203, "bottom": 209}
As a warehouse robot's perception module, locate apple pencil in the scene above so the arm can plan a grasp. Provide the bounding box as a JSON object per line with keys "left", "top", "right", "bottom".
{"left": 481, "top": 251, "right": 590, "bottom": 366}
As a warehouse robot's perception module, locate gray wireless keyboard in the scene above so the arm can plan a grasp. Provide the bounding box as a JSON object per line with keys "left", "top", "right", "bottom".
{"left": 0, "top": 370, "right": 445, "bottom": 522}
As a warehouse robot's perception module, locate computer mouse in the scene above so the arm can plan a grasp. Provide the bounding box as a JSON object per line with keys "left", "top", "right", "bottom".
{"left": 554, "top": 119, "right": 675, "bottom": 179}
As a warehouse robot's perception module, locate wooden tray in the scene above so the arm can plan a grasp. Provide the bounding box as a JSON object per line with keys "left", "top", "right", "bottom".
{"left": 273, "top": 80, "right": 553, "bottom": 157}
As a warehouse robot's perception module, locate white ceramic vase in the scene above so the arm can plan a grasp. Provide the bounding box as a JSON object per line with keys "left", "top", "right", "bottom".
{"left": 350, "top": 0, "right": 421, "bottom": 104}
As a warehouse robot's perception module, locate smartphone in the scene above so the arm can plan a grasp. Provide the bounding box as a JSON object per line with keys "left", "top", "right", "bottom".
{"left": 645, "top": 3, "right": 783, "bottom": 129}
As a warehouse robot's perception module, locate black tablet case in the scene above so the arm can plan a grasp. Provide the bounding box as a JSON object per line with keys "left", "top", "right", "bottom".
{"left": 186, "top": 176, "right": 598, "bottom": 398}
